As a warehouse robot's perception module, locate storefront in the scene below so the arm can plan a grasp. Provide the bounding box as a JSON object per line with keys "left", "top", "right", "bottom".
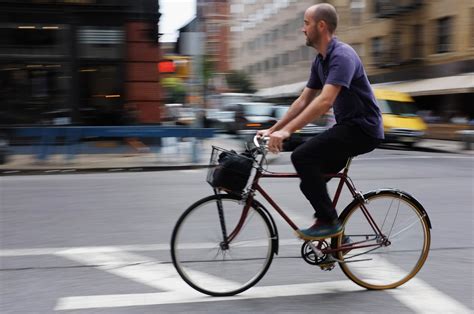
{"left": 0, "top": 0, "right": 161, "bottom": 125}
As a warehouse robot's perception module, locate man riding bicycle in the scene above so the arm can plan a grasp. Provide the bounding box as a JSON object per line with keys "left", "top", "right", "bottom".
{"left": 257, "top": 3, "right": 384, "bottom": 240}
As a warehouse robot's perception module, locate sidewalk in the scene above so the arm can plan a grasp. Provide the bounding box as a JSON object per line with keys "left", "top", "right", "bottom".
{"left": 0, "top": 138, "right": 472, "bottom": 175}
{"left": 0, "top": 136, "right": 248, "bottom": 175}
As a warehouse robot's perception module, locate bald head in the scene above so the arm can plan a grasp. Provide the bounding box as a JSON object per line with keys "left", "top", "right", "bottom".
{"left": 307, "top": 3, "right": 338, "bottom": 34}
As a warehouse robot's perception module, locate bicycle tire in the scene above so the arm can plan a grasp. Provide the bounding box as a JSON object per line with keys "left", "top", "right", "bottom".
{"left": 171, "top": 194, "right": 276, "bottom": 296}
{"left": 335, "top": 189, "right": 431, "bottom": 290}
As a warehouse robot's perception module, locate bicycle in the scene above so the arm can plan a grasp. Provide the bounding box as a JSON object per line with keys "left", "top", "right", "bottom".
{"left": 170, "top": 136, "right": 431, "bottom": 296}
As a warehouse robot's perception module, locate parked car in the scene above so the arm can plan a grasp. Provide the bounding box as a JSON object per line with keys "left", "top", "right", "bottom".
{"left": 205, "top": 109, "right": 236, "bottom": 132}
{"left": 163, "top": 103, "right": 197, "bottom": 126}
{"left": 272, "top": 105, "right": 328, "bottom": 151}
{"left": 374, "top": 89, "right": 427, "bottom": 147}
{"left": 230, "top": 102, "right": 277, "bottom": 135}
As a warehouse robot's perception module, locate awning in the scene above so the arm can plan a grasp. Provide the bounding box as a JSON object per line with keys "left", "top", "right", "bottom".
{"left": 255, "top": 81, "right": 306, "bottom": 98}
{"left": 372, "top": 73, "right": 474, "bottom": 97}
{"left": 256, "top": 73, "right": 474, "bottom": 98}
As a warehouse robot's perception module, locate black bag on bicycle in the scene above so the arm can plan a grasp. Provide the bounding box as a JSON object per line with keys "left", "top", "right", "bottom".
{"left": 210, "top": 150, "right": 253, "bottom": 192}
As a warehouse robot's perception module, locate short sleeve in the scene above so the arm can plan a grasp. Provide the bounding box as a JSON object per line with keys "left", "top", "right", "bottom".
{"left": 306, "top": 59, "right": 323, "bottom": 90}
{"left": 325, "top": 52, "right": 356, "bottom": 89}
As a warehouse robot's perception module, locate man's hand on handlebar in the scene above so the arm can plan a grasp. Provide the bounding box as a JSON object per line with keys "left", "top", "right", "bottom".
{"left": 267, "top": 130, "right": 290, "bottom": 154}
{"left": 256, "top": 129, "right": 272, "bottom": 139}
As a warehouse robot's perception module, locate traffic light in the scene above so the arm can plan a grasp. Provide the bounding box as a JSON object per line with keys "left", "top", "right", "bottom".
{"left": 158, "top": 57, "right": 191, "bottom": 78}
{"left": 158, "top": 60, "right": 175, "bottom": 74}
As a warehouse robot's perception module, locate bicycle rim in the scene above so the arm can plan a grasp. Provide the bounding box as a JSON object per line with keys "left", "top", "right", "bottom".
{"left": 171, "top": 195, "right": 275, "bottom": 296}
{"left": 337, "top": 191, "right": 430, "bottom": 290}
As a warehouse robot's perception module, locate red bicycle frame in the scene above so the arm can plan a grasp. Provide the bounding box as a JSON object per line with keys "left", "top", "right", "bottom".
{"left": 226, "top": 157, "right": 386, "bottom": 254}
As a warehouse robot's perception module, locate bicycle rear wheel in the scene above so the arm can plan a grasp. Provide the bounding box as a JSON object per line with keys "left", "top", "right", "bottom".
{"left": 336, "top": 190, "right": 431, "bottom": 290}
{"left": 171, "top": 194, "right": 275, "bottom": 296}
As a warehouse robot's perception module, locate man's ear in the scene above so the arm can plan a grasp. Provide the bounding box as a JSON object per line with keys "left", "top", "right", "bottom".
{"left": 318, "top": 20, "right": 326, "bottom": 31}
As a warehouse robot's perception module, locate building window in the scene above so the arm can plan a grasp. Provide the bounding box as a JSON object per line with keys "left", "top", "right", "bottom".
{"left": 281, "top": 52, "right": 289, "bottom": 66}
{"left": 390, "top": 30, "right": 401, "bottom": 63}
{"left": 207, "top": 23, "right": 220, "bottom": 34}
{"left": 300, "top": 45, "right": 311, "bottom": 60}
{"left": 79, "top": 64, "right": 124, "bottom": 125}
{"left": 264, "top": 59, "right": 270, "bottom": 71}
{"left": 0, "top": 63, "right": 69, "bottom": 125}
{"left": 471, "top": 9, "right": 474, "bottom": 47}
{"left": 0, "top": 23, "right": 68, "bottom": 57}
{"left": 372, "top": 36, "right": 384, "bottom": 65}
{"left": 292, "top": 17, "right": 300, "bottom": 33}
{"left": 374, "top": 0, "right": 395, "bottom": 17}
{"left": 272, "top": 56, "right": 279, "bottom": 69}
{"left": 78, "top": 26, "right": 124, "bottom": 59}
{"left": 437, "top": 16, "right": 452, "bottom": 53}
{"left": 207, "top": 42, "right": 219, "bottom": 55}
{"left": 351, "top": 0, "right": 365, "bottom": 25}
{"left": 413, "top": 25, "right": 423, "bottom": 59}
{"left": 289, "top": 48, "right": 300, "bottom": 63}
{"left": 351, "top": 43, "right": 365, "bottom": 58}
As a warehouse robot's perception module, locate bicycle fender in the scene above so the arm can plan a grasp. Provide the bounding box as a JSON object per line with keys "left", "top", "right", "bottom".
{"left": 252, "top": 199, "right": 280, "bottom": 255}
{"left": 340, "top": 189, "right": 432, "bottom": 229}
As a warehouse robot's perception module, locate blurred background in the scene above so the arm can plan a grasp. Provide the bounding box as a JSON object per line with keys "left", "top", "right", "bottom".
{"left": 0, "top": 0, "right": 473, "bottom": 163}
{"left": 1, "top": 2, "right": 473, "bottom": 312}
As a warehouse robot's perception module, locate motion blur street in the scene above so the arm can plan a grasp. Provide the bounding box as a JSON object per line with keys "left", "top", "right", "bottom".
{"left": 1, "top": 145, "right": 472, "bottom": 313}
{"left": 1, "top": 0, "right": 473, "bottom": 313}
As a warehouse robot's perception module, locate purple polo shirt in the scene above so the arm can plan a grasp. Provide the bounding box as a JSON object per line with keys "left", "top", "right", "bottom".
{"left": 307, "top": 38, "right": 384, "bottom": 139}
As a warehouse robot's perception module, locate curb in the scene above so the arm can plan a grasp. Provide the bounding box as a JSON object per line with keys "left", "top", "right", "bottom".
{"left": 0, "top": 164, "right": 211, "bottom": 176}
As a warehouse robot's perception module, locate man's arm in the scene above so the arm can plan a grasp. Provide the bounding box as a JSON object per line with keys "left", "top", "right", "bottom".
{"left": 282, "top": 84, "right": 341, "bottom": 133}
{"left": 269, "top": 87, "right": 319, "bottom": 132}
{"left": 267, "top": 84, "right": 341, "bottom": 152}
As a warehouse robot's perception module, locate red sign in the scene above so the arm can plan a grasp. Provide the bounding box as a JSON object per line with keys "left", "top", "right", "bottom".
{"left": 158, "top": 60, "right": 175, "bottom": 73}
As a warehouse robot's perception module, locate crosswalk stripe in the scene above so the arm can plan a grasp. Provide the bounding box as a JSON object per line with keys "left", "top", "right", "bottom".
{"left": 52, "top": 248, "right": 472, "bottom": 313}
{"left": 0, "top": 240, "right": 302, "bottom": 257}
{"left": 56, "top": 248, "right": 238, "bottom": 292}
{"left": 55, "top": 281, "right": 362, "bottom": 310}
{"left": 351, "top": 256, "right": 472, "bottom": 314}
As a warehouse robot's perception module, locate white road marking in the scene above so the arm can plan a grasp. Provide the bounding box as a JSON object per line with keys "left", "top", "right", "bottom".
{"left": 389, "top": 279, "right": 472, "bottom": 314}
{"left": 179, "top": 169, "right": 203, "bottom": 174}
{"left": 345, "top": 256, "right": 472, "bottom": 314}
{"left": 55, "top": 248, "right": 238, "bottom": 293}
{"left": 2, "top": 245, "right": 471, "bottom": 313}
{"left": 54, "top": 281, "right": 362, "bottom": 310}
{"left": 0, "top": 240, "right": 302, "bottom": 257}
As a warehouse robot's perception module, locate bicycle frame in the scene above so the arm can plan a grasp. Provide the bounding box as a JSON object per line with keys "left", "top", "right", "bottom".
{"left": 224, "top": 155, "right": 387, "bottom": 255}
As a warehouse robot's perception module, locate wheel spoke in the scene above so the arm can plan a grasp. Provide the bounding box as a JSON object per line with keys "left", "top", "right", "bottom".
{"left": 171, "top": 195, "right": 275, "bottom": 296}
{"left": 337, "top": 191, "right": 430, "bottom": 290}
{"left": 389, "top": 214, "right": 427, "bottom": 242}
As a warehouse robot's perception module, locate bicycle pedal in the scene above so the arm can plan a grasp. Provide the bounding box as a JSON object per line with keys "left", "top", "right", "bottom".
{"left": 318, "top": 262, "right": 335, "bottom": 271}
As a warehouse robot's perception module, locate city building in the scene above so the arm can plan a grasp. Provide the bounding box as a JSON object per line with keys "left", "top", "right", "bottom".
{"left": 229, "top": 0, "right": 474, "bottom": 122}
{"left": 197, "top": 0, "right": 231, "bottom": 74}
{"left": 0, "top": 0, "right": 162, "bottom": 125}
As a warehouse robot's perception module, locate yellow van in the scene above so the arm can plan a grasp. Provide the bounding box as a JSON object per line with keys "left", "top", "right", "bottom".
{"left": 374, "top": 88, "right": 427, "bottom": 147}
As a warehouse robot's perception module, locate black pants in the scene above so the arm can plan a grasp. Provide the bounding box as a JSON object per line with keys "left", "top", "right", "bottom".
{"left": 291, "top": 124, "right": 381, "bottom": 222}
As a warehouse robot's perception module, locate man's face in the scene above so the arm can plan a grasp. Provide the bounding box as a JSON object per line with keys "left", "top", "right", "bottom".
{"left": 302, "top": 11, "right": 321, "bottom": 48}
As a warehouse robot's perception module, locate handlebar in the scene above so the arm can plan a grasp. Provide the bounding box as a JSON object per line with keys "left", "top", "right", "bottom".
{"left": 253, "top": 135, "right": 269, "bottom": 148}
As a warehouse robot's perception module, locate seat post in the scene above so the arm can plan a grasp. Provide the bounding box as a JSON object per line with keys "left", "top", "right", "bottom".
{"left": 343, "top": 157, "right": 353, "bottom": 174}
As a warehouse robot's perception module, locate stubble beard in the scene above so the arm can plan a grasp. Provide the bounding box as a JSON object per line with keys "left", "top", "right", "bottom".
{"left": 305, "top": 30, "right": 320, "bottom": 48}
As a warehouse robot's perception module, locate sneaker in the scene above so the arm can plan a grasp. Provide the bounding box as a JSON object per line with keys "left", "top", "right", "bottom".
{"left": 341, "top": 235, "right": 352, "bottom": 255}
{"left": 296, "top": 220, "right": 344, "bottom": 240}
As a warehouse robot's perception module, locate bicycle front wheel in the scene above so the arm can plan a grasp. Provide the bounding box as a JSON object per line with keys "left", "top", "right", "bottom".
{"left": 171, "top": 194, "right": 275, "bottom": 296}
{"left": 336, "top": 190, "right": 431, "bottom": 290}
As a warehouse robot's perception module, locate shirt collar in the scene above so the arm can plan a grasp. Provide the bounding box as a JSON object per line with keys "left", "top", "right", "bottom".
{"left": 317, "top": 37, "right": 338, "bottom": 62}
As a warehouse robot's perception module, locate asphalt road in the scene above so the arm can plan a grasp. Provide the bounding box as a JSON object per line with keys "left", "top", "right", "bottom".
{"left": 1, "top": 147, "right": 473, "bottom": 313}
